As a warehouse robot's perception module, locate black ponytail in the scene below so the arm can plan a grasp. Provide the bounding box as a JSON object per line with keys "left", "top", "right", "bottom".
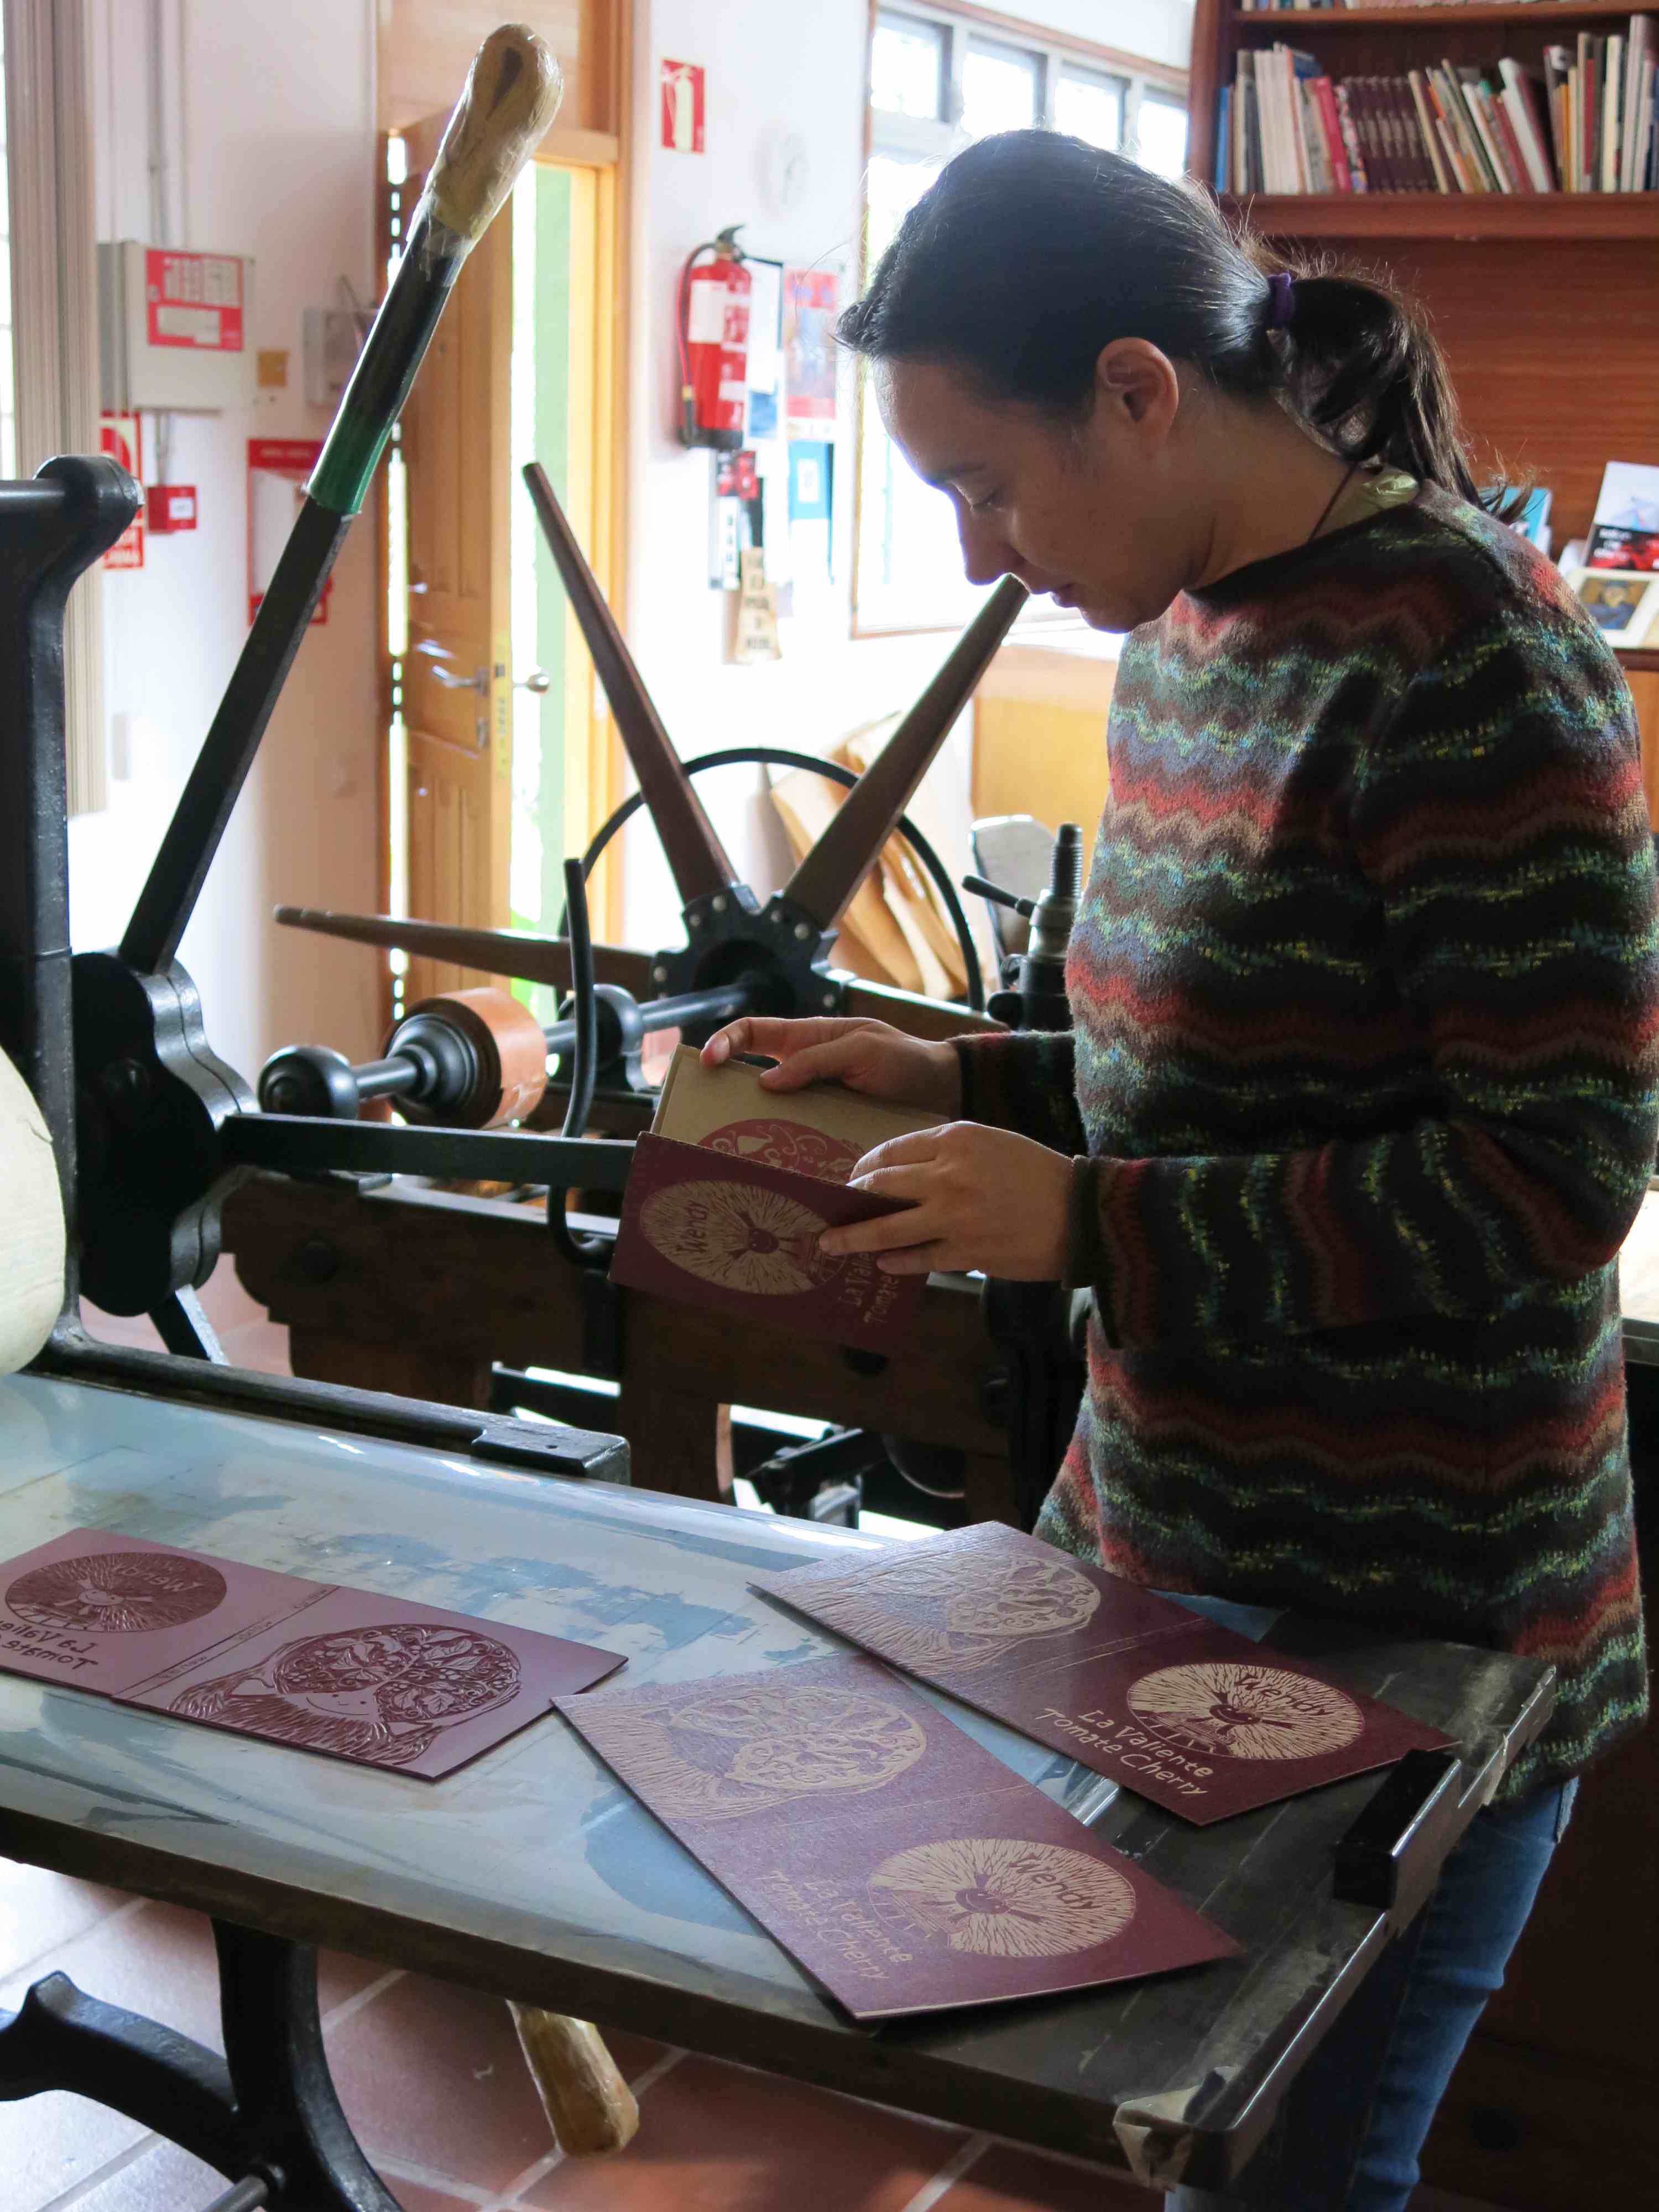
{"left": 841, "top": 132, "right": 1495, "bottom": 509}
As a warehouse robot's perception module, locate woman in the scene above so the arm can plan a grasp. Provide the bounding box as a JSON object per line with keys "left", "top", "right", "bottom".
{"left": 703, "top": 133, "right": 1657, "bottom": 2210}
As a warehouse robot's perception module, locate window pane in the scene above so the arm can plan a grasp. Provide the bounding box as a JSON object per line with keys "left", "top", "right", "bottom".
{"left": 872, "top": 13, "right": 946, "bottom": 121}
{"left": 1135, "top": 95, "right": 1189, "bottom": 180}
{"left": 867, "top": 150, "right": 942, "bottom": 265}
{"left": 1055, "top": 66, "right": 1124, "bottom": 152}
{"left": 961, "top": 39, "right": 1040, "bottom": 140}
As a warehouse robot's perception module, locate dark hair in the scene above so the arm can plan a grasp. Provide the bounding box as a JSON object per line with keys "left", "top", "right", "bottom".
{"left": 841, "top": 132, "right": 1494, "bottom": 509}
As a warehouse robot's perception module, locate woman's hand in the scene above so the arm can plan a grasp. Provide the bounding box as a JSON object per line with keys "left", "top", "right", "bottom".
{"left": 822, "top": 1122, "right": 1073, "bottom": 1280}
{"left": 700, "top": 1016, "right": 962, "bottom": 1119}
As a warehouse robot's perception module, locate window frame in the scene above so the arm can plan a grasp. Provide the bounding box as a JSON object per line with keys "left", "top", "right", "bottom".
{"left": 854, "top": 0, "right": 1188, "bottom": 639}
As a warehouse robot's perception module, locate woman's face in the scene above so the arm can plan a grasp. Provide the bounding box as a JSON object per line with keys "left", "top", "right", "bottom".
{"left": 875, "top": 348, "right": 1201, "bottom": 632}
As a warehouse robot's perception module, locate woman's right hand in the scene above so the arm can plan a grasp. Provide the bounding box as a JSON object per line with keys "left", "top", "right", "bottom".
{"left": 699, "top": 1016, "right": 963, "bottom": 1118}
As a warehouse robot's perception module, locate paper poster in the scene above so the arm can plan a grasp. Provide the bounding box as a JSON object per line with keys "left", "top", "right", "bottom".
{"left": 557, "top": 1650, "right": 1238, "bottom": 2021}
{"left": 788, "top": 440, "right": 833, "bottom": 582}
{"left": 146, "top": 249, "right": 244, "bottom": 352}
{"left": 753, "top": 1525, "right": 1453, "bottom": 1826}
{"left": 782, "top": 269, "right": 838, "bottom": 435}
{"left": 609, "top": 1133, "right": 924, "bottom": 1351}
{"left": 0, "top": 1528, "right": 625, "bottom": 1780}
{"left": 1587, "top": 461, "right": 1659, "bottom": 572}
{"left": 745, "top": 258, "right": 782, "bottom": 398}
{"left": 733, "top": 548, "right": 781, "bottom": 664}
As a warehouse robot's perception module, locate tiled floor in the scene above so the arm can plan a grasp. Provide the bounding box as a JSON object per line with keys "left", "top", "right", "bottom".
{"left": 0, "top": 1870, "right": 1522, "bottom": 2212}
{"left": 4, "top": 1286, "right": 1523, "bottom": 2211}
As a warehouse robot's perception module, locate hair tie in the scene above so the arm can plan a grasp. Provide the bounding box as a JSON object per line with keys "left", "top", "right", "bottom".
{"left": 1266, "top": 272, "right": 1296, "bottom": 330}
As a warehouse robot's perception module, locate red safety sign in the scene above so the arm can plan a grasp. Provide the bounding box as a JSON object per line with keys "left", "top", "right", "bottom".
{"left": 99, "top": 414, "right": 145, "bottom": 570}
{"left": 248, "top": 439, "right": 328, "bottom": 625}
{"left": 660, "top": 59, "right": 705, "bottom": 153}
{"left": 146, "top": 250, "right": 245, "bottom": 352}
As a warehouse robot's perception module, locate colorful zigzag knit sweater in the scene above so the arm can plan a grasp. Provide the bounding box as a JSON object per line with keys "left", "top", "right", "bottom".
{"left": 958, "top": 482, "right": 1659, "bottom": 1799}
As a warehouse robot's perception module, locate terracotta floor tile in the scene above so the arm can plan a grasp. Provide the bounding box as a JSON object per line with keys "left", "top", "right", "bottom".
{"left": 218, "top": 1316, "right": 293, "bottom": 1376}
{"left": 0, "top": 1901, "right": 223, "bottom": 2053}
{"left": 931, "top": 2142, "right": 1145, "bottom": 2212}
{"left": 518, "top": 2054, "right": 965, "bottom": 2212}
{"left": 326, "top": 1969, "right": 571, "bottom": 2194}
{"left": 0, "top": 2093, "right": 150, "bottom": 2212}
{"left": 44, "top": 2136, "right": 234, "bottom": 2212}
{"left": 0, "top": 1859, "right": 134, "bottom": 1981}
{"left": 373, "top": 2176, "right": 488, "bottom": 2212}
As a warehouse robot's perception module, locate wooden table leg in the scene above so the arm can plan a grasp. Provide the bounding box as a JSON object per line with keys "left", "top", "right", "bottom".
{"left": 613, "top": 1360, "right": 732, "bottom": 1502}
{"left": 510, "top": 2004, "right": 639, "bottom": 2156}
{"left": 963, "top": 1449, "right": 1022, "bottom": 1528}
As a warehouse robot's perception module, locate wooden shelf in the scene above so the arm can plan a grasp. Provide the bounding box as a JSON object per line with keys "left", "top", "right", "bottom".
{"left": 1232, "top": 0, "right": 1649, "bottom": 27}
{"left": 1222, "top": 191, "right": 1659, "bottom": 238}
{"left": 1620, "top": 650, "right": 1659, "bottom": 675}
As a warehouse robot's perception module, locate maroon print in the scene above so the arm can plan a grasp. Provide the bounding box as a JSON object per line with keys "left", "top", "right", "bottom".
{"left": 170, "top": 1621, "right": 523, "bottom": 1770}
{"left": 558, "top": 1648, "right": 1238, "bottom": 2020}
{"left": 752, "top": 1524, "right": 1453, "bottom": 1825}
{"left": 701, "top": 1118, "right": 861, "bottom": 1185}
{"left": 7, "top": 1551, "right": 226, "bottom": 1634}
{"left": 0, "top": 1527, "right": 628, "bottom": 1777}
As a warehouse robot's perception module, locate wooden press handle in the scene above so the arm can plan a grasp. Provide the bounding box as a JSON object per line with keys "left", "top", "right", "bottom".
{"left": 509, "top": 2002, "right": 640, "bottom": 2156}
{"left": 523, "top": 462, "right": 742, "bottom": 909}
{"left": 273, "top": 905, "right": 656, "bottom": 996}
{"left": 424, "top": 25, "right": 564, "bottom": 244}
{"left": 784, "top": 574, "right": 1027, "bottom": 932}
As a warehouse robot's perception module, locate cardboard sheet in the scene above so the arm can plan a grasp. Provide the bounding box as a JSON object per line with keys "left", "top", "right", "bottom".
{"left": 752, "top": 1526, "right": 1453, "bottom": 1825}
{"left": 0, "top": 1528, "right": 625, "bottom": 1778}
{"left": 652, "top": 1046, "right": 943, "bottom": 1183}
{"left": 557, "top": 1649, "right": 1238, "bottom": 2021}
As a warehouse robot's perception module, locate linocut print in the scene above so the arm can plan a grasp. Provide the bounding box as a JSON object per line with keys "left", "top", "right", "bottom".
{"left": 751, "top": 1525, "right": 1452, "bottom": 1825}
{"left": 0, "top": 1527, "right": 625, "bottom": 1778}
{"left": 557, "top": 1648, "right": 1237, "bottom": 2021}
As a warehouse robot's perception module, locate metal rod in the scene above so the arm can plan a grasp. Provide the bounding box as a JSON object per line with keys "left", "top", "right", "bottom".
{"left": 273, "top": 906, "right": 655, "bottom": 995}
{"left": 220, "top": 1113, "right": 634, "bottom": 1189}
{"left": 351, "top": 1054, "right": 424, "bottom": 1102}
{"left": 784, "top": 575, "right": 1026, "bottom": 931}
{"left": 201, "top": 2180, "right": 269, "bottom": 2212}
{"left": 523, "top": 461, "right": 740, "bottom": 907}
{"left": 119, "top": 25, "right": 563, "bottom": 978}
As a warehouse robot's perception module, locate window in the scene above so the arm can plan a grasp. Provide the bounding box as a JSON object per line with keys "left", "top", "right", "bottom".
{"left": 855, "top": 4, "right": 1188, "bottom": 634}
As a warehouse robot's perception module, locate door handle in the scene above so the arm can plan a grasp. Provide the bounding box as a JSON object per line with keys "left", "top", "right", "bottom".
{"left": 429, "top": 662, "right": 488, "bottom": 694}
{"left": 515, "top": 669, "right": 551, "bottom": 694}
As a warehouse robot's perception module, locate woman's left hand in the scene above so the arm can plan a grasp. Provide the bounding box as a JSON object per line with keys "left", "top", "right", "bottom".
{"left": 820, "top": 1123, "right": 1074, "bottom": 1280}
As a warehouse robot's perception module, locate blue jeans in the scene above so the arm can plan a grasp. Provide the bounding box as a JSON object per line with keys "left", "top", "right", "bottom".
{"left": 1165, "top": 1772, "right": 1578, "bottom": 2212}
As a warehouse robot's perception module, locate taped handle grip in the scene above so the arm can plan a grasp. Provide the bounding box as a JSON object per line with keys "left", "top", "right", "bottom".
{"left": 426, "top": 23, "right": 565, "bottom": 244}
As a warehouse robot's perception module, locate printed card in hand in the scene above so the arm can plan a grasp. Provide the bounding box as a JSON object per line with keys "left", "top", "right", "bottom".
{"left": 557, "top": 1649, "right": 1238, "bottom": 2021}
{"left": 752, "top": 1525, "right": 1453, "bottom": 1826}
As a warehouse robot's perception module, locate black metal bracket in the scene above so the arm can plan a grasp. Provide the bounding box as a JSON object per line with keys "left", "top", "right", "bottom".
{"left": 0, "top": 1921, "right": 401, "bottom": 2210}
{"left": 653, "top": 889, "right": 843, "bottom": 1037}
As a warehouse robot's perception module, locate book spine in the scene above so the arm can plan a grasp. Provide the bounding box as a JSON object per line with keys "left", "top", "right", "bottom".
{"left": 1334, "top": 80, "right": 1369, "bottom": 190}
{"left": 1425, "top": 69, "right": 1473, "bottom": 193}
{"left": 1486, "top": 79, "right": 1533, "bottom": 193}
{"left": 1315, "top": 75, "right": 1353, "bottom": 190}
{"left": 1298, "top": 77, "right": 1329, "bottom": 192}
{"left": 1364, "top": 80, "right": 1400, "bottom": 190}
{"left": 1407, "top": 70, "right": 1452, "bottom": 193}
{"left": 1396, "top": 74, "right": 1436, "bottom": 191}
{"left": 1453, "top": 69, "right": 1503, "bottom": 190}
{"left": 1504, "top": 61, "right": 1557, "bottom": 191}
{"left": 1620, "top": 19, "right": 1646, "bottom": 190}
{"left": 1542, "top": 48, "right": 1571, "bottom": 190}
{"left": 1287, "top": 51, "right": 1313, "bottom": 191}
{"left": 1216, "top": 86, "right": 1232, "bottom": 194}
{"left": 1603, "top": 34, "right": 1624, "bottom": 192}
{"left": 1638, "top": 53, "right": 1658, "bottom": 191}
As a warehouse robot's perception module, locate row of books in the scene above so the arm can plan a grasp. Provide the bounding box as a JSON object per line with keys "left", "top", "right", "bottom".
{"left": 1218, "top": 25, "right": 1659, "bottom": 194}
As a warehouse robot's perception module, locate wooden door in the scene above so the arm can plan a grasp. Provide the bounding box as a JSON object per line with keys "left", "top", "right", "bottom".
{"left": 400, "top": 113, "right": 514, "bottom": 1008}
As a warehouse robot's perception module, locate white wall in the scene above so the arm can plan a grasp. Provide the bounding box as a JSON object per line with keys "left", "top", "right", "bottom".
{"left": 72, "top": 0, "right": 380, "bottom": 1086}
{"left": 619, "top": 0, "right": 1191, "bottom": 951}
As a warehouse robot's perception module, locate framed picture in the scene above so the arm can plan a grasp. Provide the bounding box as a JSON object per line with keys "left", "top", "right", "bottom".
{"left": 1565, "top": 567, "right": 1659, "bottom": 649}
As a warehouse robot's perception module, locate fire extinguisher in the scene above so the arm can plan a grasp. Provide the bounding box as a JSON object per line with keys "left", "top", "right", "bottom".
{"left": 677, "top": 225, "right": 751, "bottom": 451}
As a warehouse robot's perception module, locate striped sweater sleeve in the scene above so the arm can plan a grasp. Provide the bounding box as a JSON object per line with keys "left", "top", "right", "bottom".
{"left": 1076, "top": 606, "right": 1659, "bottom": 1349}
{"left": 954, "top": 1030, "right": 1086, "bottom": 1155}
